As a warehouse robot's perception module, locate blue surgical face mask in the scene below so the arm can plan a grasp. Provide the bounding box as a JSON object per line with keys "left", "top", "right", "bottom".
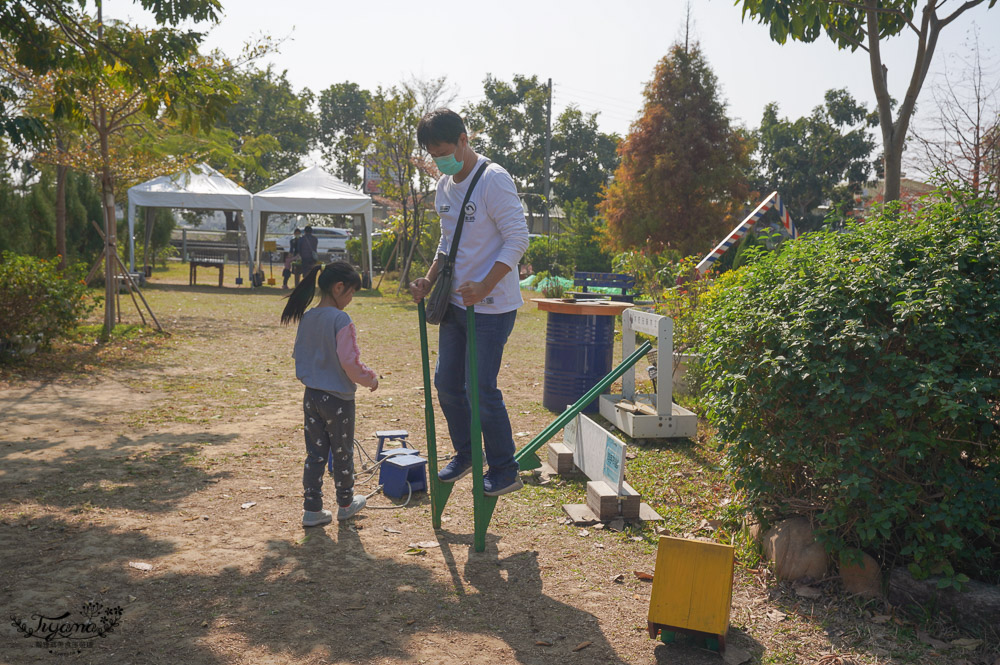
{"left": 434, "top": 152, "right": 463, "bottom": 176}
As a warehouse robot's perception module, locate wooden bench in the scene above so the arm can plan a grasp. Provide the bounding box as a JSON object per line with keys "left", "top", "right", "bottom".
{"left": 189, "top": 254, "right": 225, "bottom": 287}
{"left": 571, "top": 271, "right": 635, "bottom": 303}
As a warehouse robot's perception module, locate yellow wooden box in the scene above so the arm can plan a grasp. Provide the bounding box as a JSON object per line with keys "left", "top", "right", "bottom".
{"left": 647, "top": 536, "right": 735, "bottom": 638}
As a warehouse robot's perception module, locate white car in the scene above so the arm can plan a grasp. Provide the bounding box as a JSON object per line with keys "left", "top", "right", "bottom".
{"left": 275, "top": 227, "right": 352, "bottom": 258}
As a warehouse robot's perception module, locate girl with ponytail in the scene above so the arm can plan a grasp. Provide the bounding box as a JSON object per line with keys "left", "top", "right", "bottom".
{"left": 281, "top": 261, "right": 379, "bottom": 526}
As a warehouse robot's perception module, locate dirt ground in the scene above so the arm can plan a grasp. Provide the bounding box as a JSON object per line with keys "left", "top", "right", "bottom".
{"left": 1, "top": 273, "right": 991, "bottom": 665}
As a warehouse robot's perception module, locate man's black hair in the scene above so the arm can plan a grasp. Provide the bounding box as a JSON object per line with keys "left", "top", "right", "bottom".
{"left": 417, "top": 108, "right": 467, "bottom": 150}
{"left": 304, "top": 225, "right": 313, "bottom": 235}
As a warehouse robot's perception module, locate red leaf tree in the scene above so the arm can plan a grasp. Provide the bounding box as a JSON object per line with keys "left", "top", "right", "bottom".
{"left": 600, "top": 42, "right": 751, "bottom": 258}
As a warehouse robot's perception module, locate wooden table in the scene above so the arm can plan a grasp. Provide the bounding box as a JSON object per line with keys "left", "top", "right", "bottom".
{"left": 189, "top": 258, "right": 225, "bottom": 287}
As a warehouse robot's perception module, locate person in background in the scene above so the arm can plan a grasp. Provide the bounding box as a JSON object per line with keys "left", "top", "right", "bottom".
{"left": 290, "top": 228, "right": 302, "bottom": 286}
{"left": 299, "top": 226, "right": 320, "bottom": 276}
{"left": 408, "top": 108, "right": 529, "bottom": 497}
{"left": 282, "top": 251, "right": 294, "bottom": 290}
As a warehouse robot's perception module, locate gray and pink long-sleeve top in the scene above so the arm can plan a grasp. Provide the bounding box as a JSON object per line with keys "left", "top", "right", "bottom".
{"left": 292, "top": 306, "right": 378, "bottom": 399}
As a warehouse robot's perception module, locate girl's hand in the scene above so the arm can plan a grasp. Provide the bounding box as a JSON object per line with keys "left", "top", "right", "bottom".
{"left": 409, "top": 277, "right": 432, "bottom": 302}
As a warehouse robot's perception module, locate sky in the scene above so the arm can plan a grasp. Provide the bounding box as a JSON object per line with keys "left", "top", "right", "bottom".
{"left": 103, "top": 0, "right": 999, "bottom": 154}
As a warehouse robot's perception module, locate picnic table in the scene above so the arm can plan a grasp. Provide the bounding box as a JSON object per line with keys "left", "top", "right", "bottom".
{"left": 189, "top": 253, "right": 225, "bottom": 287}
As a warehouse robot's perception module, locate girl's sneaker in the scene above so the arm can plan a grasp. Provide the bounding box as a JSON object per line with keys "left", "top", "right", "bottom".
{"left": 302, "top": 509, "right": 333, "bottom": 527}
{"left": 337, "top": 495, "right": 367, "bottom": 521}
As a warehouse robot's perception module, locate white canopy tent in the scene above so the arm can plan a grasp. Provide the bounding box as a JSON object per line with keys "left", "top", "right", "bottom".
{"left": 248, "top": 165, "right": 373, "bottom": 287}
{"left": 126, "top": 164, "right": 253, "bottom": 275}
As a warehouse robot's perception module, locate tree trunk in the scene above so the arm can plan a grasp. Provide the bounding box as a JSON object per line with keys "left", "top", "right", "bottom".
{"left": 99, "top": 110, "right": 116, "bottom": 340}
{"left": 882, "top": 138, "right": 904, "bottom": 202}
{"left": 55, "top": 162, "right": 68, "bottom": 271}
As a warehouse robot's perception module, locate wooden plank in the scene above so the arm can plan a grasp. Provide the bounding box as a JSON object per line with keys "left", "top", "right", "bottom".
{"left": 562, "top": 503, "right": 601, "bottom": 526}
{"left": 531, "top": 298, "right": 633, "bottom": 316}
{"left": 648, "top": 536, "right": 735, "bottom": 637}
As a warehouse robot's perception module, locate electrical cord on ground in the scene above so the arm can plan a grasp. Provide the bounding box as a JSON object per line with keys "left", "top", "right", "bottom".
{"left": 340, "top": 438, "right": 414, "bottom": 509}
{"left": 362, "top": 481, "right": 413, "bottom": 509}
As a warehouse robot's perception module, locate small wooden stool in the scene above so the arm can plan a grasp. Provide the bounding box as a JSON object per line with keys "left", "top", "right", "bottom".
{"left": 647, "top": 536, "right": 735, "bottom": 653}
{"left": 375, "top": 430, "right": 411, "bottom": 460}
{"left": 380, "top": 454, "right": 427, "bottom": 499}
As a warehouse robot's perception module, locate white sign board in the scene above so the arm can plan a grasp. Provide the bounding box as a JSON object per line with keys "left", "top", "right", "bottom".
{"left": 563, "top": 412, "right": 626, "bottom": 494}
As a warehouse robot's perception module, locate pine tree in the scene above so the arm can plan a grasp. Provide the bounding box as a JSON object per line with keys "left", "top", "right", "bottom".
{"left": 600, "top": 42, "right": 750, "bottom": 258}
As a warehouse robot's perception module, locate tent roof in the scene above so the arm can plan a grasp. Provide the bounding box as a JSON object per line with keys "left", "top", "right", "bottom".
{"left": 252, "top": 165, "right": 370, "bottom": 215}
{"left": 127, "top": 163, "right": 252, "bottom": 211}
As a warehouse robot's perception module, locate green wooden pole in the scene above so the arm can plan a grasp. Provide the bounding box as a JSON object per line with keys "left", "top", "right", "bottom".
{"left": 418, "top": 300, "right": 452, "bottom": 528}
{"left": 514, "top": 340, "right": 653, "bottom": 470}
{"left": 467, "top": 304, "right": 499, "bottom": 552}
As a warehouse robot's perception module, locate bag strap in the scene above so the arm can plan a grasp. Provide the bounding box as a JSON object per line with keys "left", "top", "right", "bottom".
{"left": 444, "top": 160, "right": 491, "bottom": 269}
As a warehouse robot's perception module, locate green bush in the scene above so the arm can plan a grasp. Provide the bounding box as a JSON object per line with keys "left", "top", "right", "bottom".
{"left": 0, "top": 252, "right": 96, "bottom": 358}
{"left": 698, "top": 189, "right": 1000, "bottom": 586}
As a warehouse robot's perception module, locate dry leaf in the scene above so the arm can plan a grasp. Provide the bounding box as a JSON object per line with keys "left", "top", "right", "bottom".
{"left": 723, "top": 645, "right": 752, "bottom": 665}
{"left": 794, "top": 584, "right": 822, "bottom": 599}
{"left": 871, "top": 614, "right": 891, "bottom": 624}
{"left": 383, "top": 527, "right": 402, "bottom": 534}
{"left": 766, "top": 609, "right": 787, "bottom": 621}
{"left": 611, "top": 574, "right": 625, "bottom": 584}
{"left": 572, "top": 641, "right": 592, "bottom": 652}
{"left": 950, "top": 638, "right": 982, "bottom": 649}
{"left": 241, "top": 501, "right": 256, "bottom": 510}
{"left": 634, "top": 570, "right": 654, "bottom": 581}
{"left": 127, "top": 595, "right": 137, "bottom": 602}
{"left": 408, "top": 541, "right": 440, "bottom": 549}
{"left": 535, "top": 641, "right": 552, "bottom": 646}
{"left": 258, "top": 486, "right": 274, "bottom": 490}
{"left": 128, "top": 561, "right": 153, "bottom": 571}
{"left": 916, "top": 631, "right": 949, "bottom": 649}
{"left": 578, "top": 529, "right": 590, "bottom": 537}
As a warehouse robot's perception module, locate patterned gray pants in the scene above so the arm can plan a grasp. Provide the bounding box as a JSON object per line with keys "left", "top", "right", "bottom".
{"left": 302, "top": 388, "right": 356, "bottom": 511}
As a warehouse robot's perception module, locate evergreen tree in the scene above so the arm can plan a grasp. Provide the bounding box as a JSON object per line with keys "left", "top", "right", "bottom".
{"left": 599, "top": 42, "right": 751, "bottom": 258}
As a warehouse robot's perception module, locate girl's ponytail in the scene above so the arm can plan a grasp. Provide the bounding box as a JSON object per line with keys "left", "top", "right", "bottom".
{"left": 280, "top": 264, "right": 322, "bottom": 325}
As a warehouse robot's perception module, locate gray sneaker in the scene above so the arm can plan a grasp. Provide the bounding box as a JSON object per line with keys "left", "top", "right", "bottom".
{"left": 337, "top": 495, "right": 367, "bottom": 521}
{"left": 302, "top": 509, "right": 333, "bottom": 527}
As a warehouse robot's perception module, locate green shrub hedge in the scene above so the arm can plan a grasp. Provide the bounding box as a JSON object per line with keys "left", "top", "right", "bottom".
{"left": 0, "top": 252, "right": 96, "bottom": 359}
{"left": 698, "top": 190, "right": 1000, "bottom": 585}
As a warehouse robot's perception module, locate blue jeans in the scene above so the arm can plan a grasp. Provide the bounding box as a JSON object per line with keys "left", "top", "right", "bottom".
{"left": 435, "top": 303, "right": 518, "bottom": 472}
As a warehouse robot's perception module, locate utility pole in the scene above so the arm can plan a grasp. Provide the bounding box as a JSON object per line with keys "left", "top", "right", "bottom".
{"left": 543, "top": 77, "right": 552, "bottom": 235}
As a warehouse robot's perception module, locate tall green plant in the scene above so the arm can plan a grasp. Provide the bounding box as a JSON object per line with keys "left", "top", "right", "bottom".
{"left": 699, "top": 187, "right": 1000, "bottom": 585}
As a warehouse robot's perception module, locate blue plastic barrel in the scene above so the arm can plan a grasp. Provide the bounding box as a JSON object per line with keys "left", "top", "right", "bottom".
{"left": 542, "top": 311, "right": 615, "bottom": 413}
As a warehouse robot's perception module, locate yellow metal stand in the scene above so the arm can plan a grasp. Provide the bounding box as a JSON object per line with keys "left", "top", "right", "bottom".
{"left": 647, "top": 536, "right": 735, "bottom": 653}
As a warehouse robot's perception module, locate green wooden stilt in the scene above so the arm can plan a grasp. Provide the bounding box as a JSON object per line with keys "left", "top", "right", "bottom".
{"left": 418, "top": 301, "right": 452, "bottom": 528}
{"left": 417, "top": 302, "right": 497, "bottom": 551}
{"left": 466, "top": 305, "right": 498, "bottom": 552}
{"left": 513, "top": 340, "right": 653, "bottom": 470}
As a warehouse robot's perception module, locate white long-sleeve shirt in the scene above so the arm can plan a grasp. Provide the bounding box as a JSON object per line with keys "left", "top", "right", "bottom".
{"left": 434, "top": 155, "right": 530, "bottom": 314}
